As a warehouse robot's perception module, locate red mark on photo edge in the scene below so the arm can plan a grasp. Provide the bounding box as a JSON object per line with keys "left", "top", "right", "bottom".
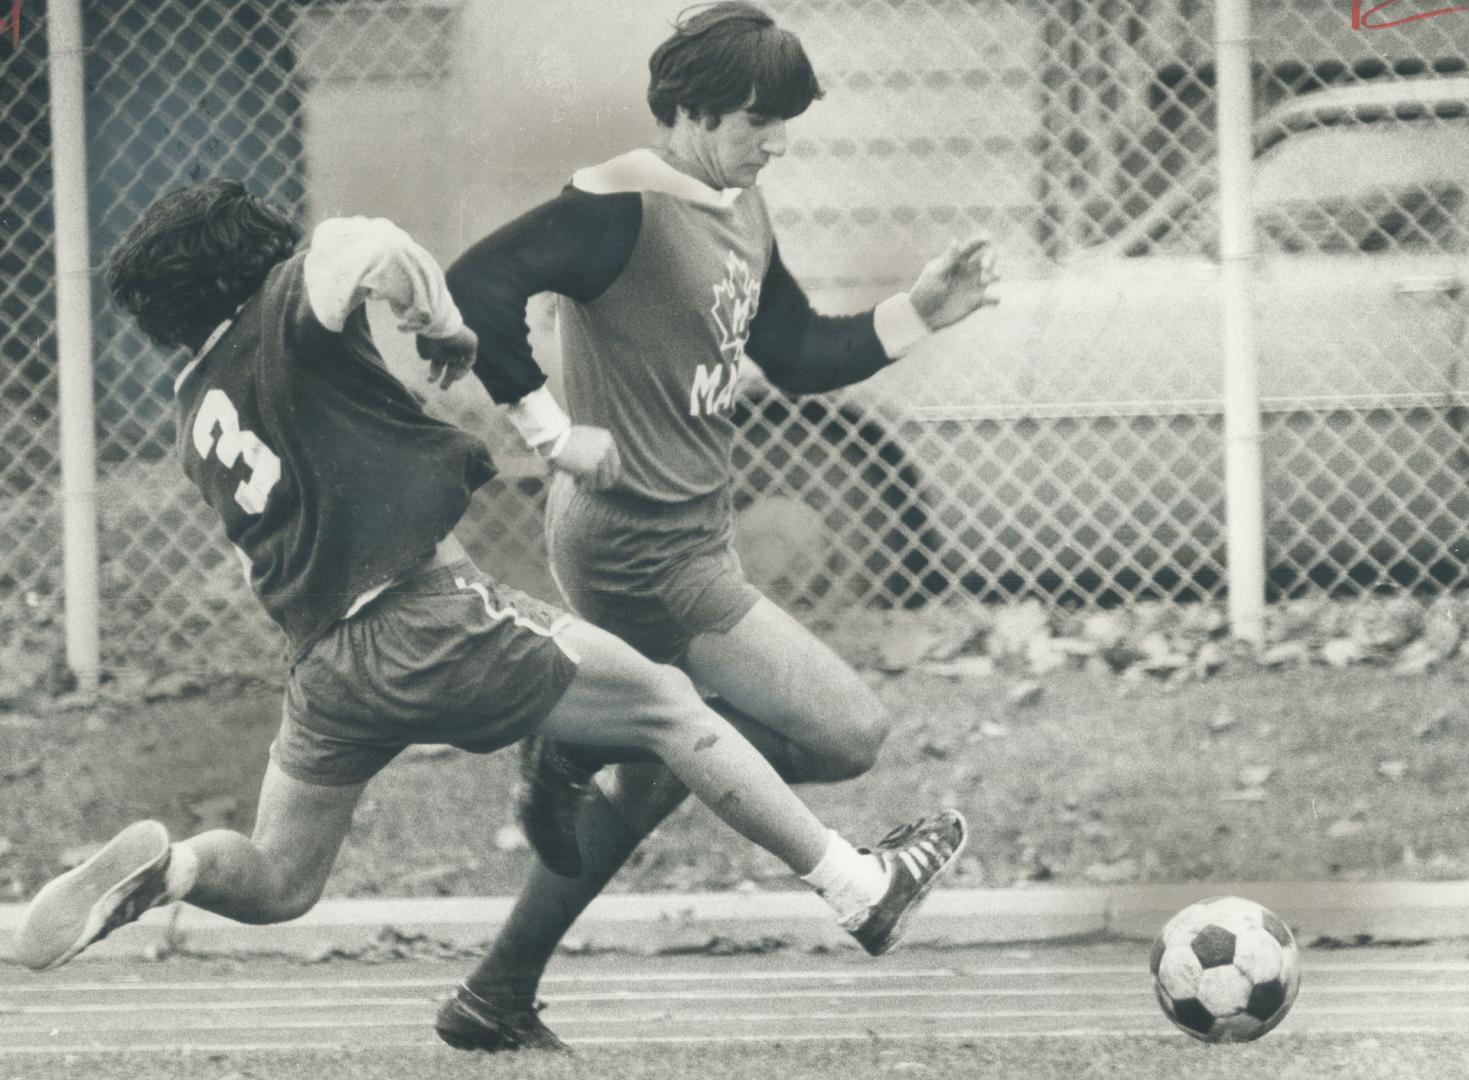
{"left": 1353, "top": 0, "right": 1469, "bottom": 29}
{"left": 1, "top": 0, "right": 20, "bottom": 49}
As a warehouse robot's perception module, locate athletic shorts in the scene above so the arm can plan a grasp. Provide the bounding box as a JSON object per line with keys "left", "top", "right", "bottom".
{"left": 545, "top": 472, "right": 761, "bottom": 666}
{"left": 272, "top": 560, "right": 579, "bottom": 787}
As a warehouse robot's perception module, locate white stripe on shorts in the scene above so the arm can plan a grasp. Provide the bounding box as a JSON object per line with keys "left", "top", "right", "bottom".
{"left": 455, "top": 576, "right": 581, "bottom": 664}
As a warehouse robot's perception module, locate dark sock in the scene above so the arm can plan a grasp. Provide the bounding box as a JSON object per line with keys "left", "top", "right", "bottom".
{"left": 465, "top": 784, "right": 645, "bottom": 1003}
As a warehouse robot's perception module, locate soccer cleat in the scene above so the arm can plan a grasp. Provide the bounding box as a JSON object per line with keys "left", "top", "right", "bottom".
{"left": 516, "top": 736, "right": 597, "bottom": 878}
{"left": 842, "top": 809, "right": 968, "bottom": 957}
{"left": 435, "top": 983, "right": 571, "bottom": 1053}
{"left": 14, "top": 819, "right": 173, "bottom": 972}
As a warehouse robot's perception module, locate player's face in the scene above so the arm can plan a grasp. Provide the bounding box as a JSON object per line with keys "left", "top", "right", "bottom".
{"left": 698, "top": 108, "right": 788, "bottom": 189}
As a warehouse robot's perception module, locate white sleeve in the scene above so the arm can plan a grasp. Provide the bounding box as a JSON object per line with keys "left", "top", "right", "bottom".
{"left": 872, "top": 293, "right": 932, "bottom": 359}
{"left": 303, "top": 217, "right": 465, "bottom": 338}
{"left": 506, "top": 385, "right": 572, "bottom": 457}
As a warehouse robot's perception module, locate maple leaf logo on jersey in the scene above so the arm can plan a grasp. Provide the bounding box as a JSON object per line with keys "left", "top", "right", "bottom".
{"left": 710, "top": 250, "right": 761, "bottom": 363}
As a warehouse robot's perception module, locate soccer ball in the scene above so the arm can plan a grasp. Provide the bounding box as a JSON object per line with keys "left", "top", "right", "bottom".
{"left": 1150, "top": 895, "right": 1301, "bottom": 1043}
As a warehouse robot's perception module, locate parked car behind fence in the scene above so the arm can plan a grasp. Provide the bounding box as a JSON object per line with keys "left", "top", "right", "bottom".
{"left": 727, "top": 78, "right": 1469, "bottom": 610}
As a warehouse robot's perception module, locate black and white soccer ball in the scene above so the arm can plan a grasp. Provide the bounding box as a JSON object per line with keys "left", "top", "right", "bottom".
{"left": 1150, "top": 895, "right": 1301, "bottom": 1043}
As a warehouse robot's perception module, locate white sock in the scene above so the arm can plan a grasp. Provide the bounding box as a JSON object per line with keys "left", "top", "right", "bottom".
{"left": 164, "top": 843, "right": 199, "bottom": 903}
{"left": 800, "top": 831, "right": 889, "bottom": 921}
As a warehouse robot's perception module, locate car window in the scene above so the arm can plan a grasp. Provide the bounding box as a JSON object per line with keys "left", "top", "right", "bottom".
{"left": 1116, "top": 118, "right": 1469, "bottom": 260}
{"left": 1260, "top": 184, "right": 1468, "bottom": 254}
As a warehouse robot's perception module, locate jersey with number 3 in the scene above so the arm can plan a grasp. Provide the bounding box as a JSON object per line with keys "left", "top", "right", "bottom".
{"left": 175, "top": 250, "right": 495, "bottom": 663}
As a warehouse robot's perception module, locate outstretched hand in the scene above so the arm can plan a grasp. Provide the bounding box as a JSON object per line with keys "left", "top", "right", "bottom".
{"left": 416, "top": 325, "right": 478, "bottom": 389}
{"left": 908, "top": 235, "right": 1000, "bottom": 332}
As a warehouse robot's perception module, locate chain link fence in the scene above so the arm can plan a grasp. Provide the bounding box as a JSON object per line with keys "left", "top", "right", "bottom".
{"left": 757, "top": 0, "right": 1469, "bottom": 609}
{"left": 4, "top": 0, "right": 1467, "bottom": 675}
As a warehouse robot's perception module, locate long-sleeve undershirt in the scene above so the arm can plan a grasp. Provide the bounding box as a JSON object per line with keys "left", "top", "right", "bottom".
{"left": 446, "top": 151, "right": 927, "bottom": 502}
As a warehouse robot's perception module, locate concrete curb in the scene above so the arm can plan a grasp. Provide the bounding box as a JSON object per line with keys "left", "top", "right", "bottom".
{"left": 5, "top": 881, "right": 1469, "bottom": 967}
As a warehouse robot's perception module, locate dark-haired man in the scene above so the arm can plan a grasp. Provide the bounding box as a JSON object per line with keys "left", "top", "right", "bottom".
{"left": 12, "top": 180, "right": 967, "bottom": 1047}
{"left": 443, "top": 1, "right": 997, "bottom": 1052}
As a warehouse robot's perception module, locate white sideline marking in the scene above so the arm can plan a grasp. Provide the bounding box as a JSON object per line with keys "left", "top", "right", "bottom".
{"left": 11, "top": 982, "right": 1469, "bottom": 1014}
{"left": 10, "top": 960, "right": 1469, "bottom": 994}
{"left": 11, "top": 1002, "right": 1469, "bottom": 1033}
{"left": 0, "top": 968, "right": 964, "bottom": 993}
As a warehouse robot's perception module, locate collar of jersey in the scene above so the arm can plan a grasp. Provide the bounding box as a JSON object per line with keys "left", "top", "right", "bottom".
{"left": 173, "top": 317, "right": 234, "bottom": 396}
{"left": 571, "top": 149, "right": 747, "bottom": 208}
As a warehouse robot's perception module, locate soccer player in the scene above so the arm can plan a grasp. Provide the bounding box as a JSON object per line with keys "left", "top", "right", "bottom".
{"left": 11, "top": 180, "right": 967, "bottom": 1046}
{"left": 443, "top": 1, "right": 998, "bottom": 1052}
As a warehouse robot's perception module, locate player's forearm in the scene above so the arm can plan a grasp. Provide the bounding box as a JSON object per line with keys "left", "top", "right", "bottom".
{"left": 747, "top": 248, "right": 930, "bottom": 395}
{"left": 443, "top": 250, "right": 547, "bottom": 406}
{"left": 304, "top": 217, "right": 464, "bottom": 339}
{"left": 447, "top": 188, "right": 641, "bottom": 409}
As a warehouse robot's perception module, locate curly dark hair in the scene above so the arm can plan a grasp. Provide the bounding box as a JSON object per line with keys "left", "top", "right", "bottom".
{"left": 647, "top": 2, "right": 822, "bottom": 129}
{"left": 106, "top": 178, "right": 300, "bottom": 351}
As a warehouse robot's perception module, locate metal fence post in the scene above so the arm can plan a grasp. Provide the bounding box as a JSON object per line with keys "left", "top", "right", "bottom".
{"left": 1214, "top": 0, "right": 1265, "bottom": 646}
{"left": 47, "top": 0, "right": 103, "bottom": 690}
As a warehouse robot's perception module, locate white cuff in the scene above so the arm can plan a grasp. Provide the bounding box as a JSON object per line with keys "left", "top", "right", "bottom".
{"left": 539, "top": 427, "right": 573, "bottom": 463}
{"left": 506, "top": 386, "right": 572, "bottom": 453}
{"left": 873, "top": 293, "right": 932, "bottom": 359}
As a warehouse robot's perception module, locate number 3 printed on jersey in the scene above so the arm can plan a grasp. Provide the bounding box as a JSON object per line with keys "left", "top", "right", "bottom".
{"left": 192, "top": 388, "right": 282, "bottom": 515}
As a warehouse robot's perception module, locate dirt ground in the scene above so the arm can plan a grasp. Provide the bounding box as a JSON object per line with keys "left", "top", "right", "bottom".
{"left": 2, "top": 657, "right": 1466, "bottom": 903}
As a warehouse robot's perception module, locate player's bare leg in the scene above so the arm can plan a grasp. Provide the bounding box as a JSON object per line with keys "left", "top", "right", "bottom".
{"left": 173, "top": 762, "right": 366, "bottom": 923}
{"left": 14, "top": 763, "right": 364, "bottom": 970}
{"left": 686, "top": 594, "right": 891, "bottom": 779}
{"left": 533, "top": 618, "right": 838, "bottom": 873}
{"left": 450, "top": 609, "right": 958, "bottom": 1050}
{"left": 522, "top": 592, "right": 890, "bottom": 873}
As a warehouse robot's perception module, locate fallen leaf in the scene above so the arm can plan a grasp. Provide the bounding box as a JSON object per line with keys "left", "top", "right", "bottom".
{"left": 1007, "top": 681, "right": 1043, "bottom": 708}
{"left": 1416, "top": 712, "right": 1452, "bottom": 739}
{"left": 1393, "top": 641, "right": 1438, "bottom": 676}
{"left": 1080, "top": 611, "right": 1128, "bottom": 649}
{"left": 919, "top": 656, "right": 996, "bottom": 681}
{"left": 1194, "top": 641, "right": 1226, "bottom": 677}
{"left": 1259, "top": 642, "right": 1310, "bottom": 668}
{"left": 142, "top": 671, "right": 207, "bottom": 703}
{"left": 875, "top": 626, "right": 942, "bottom": 673}
{"left": 1238, "top": 765, "right": 1273, "bottom": 788}
{"left": 1206, "top": 707, "right": 1239, "bottom": 733}
{"left": 1, "top": 757, "right": 41, "bottom": 782}
{"left": 1219, "top": 788, "right": 1266, "bottom": 803}
{"left": 1321, "top": 638, "right": 1365, "bottom": 669}
{"left": 991, "top": 602, "right": 1052, "bottom": 657}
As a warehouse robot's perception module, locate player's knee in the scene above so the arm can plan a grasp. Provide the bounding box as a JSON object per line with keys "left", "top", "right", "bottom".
{"left": 624, "top": 664, "right": 707, "bottom": 752}
{"left": 273, "top": 880, "right": 325, "bottom": 923}
{"left": 241, "top": 873, "right": 326, "bottom": 925}
{"left": 829, "top": 698, "right": 889, "bottom": 778}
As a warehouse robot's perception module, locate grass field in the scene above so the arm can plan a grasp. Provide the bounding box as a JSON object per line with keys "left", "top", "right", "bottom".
{"left": 1, "top": 660, "right": 1466, "bottom": 904}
